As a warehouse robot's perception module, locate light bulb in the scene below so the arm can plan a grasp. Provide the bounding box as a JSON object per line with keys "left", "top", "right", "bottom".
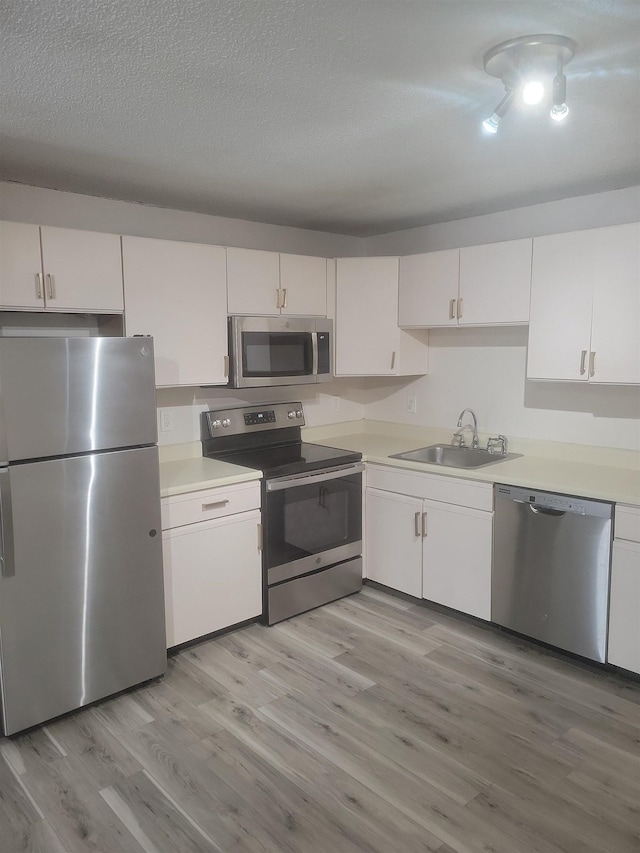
{"left": 482, "top": 114, "right": 500, "bottom": 133}
{"left": 522, "top": 80, "right": 544, "bottom": 105}
{"left": 550, "top": 102, "right": 569, "bottom": 121}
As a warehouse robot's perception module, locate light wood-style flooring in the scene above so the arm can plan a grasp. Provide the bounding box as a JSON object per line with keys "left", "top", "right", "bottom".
{"left": 1, "top": 585, "right": 639, "bottom": 853}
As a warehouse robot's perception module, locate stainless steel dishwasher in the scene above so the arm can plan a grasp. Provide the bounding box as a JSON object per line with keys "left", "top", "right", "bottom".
{"left": 492, "top": 484, "right": 613, "bottom": 663}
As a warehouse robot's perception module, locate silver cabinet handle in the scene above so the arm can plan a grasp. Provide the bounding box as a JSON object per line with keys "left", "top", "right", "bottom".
{"left": 422, "top": 511, "right": 428, "bottom": 537}
{"left": 46, "top": 273, "right": 56, "bottom": 299}
{"left": 282, "top": 288, "right": 287, "bottom": 309}
{"left": 276, "top": 288, "right": 282, "bottom": 309}
{"left": 390, "top": 351, "right": 396, "bottom": 370}
{"left": 589, "top": 351, "right": 596, "bottom": 377}
{"left": 223, "top": 355, "right": 229, "bottom": 378}
{"left": 414, "top": 511, "right": 421, "bottom": 537}
{"left": 35, "top": 272, "right": 44, "bottom": 299}
{"left": 449, "top": 298, "right": 456, "bottom": 320}
{"left": 457, "top": 297, "right": 463, "bottom": 319}
{"left": 579, "top": 349, "right": 587, "bottom": 375}
{"left": 202, "top": 499, "right": 229, "bottom": 511}
{"left": 257, "top": 522, "right": 263, "bottom": 551}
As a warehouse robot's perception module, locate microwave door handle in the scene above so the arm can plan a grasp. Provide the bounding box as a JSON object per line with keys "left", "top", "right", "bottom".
{"left": 311, "top": 332, "right": 319, "bottom": 376}
{"left": 0, "top": 469, "right": 15, "bottom": 578}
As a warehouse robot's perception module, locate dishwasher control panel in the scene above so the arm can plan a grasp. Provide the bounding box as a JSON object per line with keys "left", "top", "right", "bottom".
{"left": 495, "top": 485, "right": 612, "bottom": 518}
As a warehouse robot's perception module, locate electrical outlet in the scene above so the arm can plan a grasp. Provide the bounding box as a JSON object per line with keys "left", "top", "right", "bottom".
{"left": 160, "top": 409, "right": 173, "bottom": 432}
{"left": 407, "top": 396, "right": 417, "bottom": 414}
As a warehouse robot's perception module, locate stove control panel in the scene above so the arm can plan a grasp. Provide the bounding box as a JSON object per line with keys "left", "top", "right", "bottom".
{"left": 244, "top": 410, "right": 276, "bottom": 426}
{"left": 202, "top": 402, "right": 305, "bottom": 438}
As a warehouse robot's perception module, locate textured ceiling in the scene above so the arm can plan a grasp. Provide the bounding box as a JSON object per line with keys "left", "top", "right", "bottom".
{"left": 1, "top": 0, "right": 639, "bottom": 236}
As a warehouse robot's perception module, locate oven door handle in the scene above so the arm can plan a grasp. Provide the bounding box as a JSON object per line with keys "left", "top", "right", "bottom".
{"left": 311, "top": 332, "right": 319, "bottom": 376}
{"left": 266, "top": 462, "right": 364, "bottom": 492}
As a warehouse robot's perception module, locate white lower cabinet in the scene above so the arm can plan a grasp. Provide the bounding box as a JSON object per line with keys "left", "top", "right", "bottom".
{"left": 421, "top": 499, "right": 492, "bottom": 620}
{"left": 161, "top": 481, "right": 262, "bottom": 647}
{"left": 608, "top": 504, "right": 640, "bottom": 674}
{"left": 366, "top": 489, "right": 423, "bottom": 597}
{"left": 365, "top": 465, "right": 493, "bottom": 620}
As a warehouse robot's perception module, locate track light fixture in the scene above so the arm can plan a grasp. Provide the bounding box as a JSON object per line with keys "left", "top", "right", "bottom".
{"left": 482, "top": 34, "right": 576, "bottom": 133}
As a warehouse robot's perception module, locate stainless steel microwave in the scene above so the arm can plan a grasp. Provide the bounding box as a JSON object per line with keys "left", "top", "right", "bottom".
{"left": 227, "top": 316, "right": 333, "bottom": 388}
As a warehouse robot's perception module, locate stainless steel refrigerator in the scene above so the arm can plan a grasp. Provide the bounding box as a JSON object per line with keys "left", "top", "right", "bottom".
{"left": 0, "top": 337, "right": 166, "bottom": 735}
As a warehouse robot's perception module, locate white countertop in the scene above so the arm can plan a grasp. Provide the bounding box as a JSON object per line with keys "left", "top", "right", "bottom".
{"left": 303, "top": 422, "right": 640, "bottom": 507}
{"left": 157, "top": 424, "right": 640, "bottom": 506}
{"left": 158, "top": 445, "right": 261, "bottom": 498}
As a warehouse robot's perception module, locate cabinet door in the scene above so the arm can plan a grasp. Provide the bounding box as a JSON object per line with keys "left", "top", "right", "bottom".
{"left": 279, "top": 253, "right": 327, "bottom": 316}
{"left": 40, "top": 226, "right": 124, "bottom": 312}
{"left": 527, "top": 230, "right": 595, "bottom": 381}
{"left": 608, "top": 539, "right": 640, "bottom": 673}
{"left": 459, "top": 238, "right": 532, "bottom": 326}
{"left": 162, "top": 510, "right": 262, "bottom": 647}
{"left": 422, "top": 500, "right": 492, "bottom": 620}
{"left": 365, "top": 488, "right": 423, "bottom": 597}
{"left": 123, "top": 236, "right": 228, "bottom": 387}
{"left": 398, "top": 250, "right": 459, "bottom": 327}
{"left": 589, "top": 223, "right": 640, "bottom": 385}
{"left": 226, "top": 247, "right": 281, "bottom": 315}
{"left": 335, "top": 256, "right": 400, "bottom": 375}
{"left": 0, "top": 221, "right": 44, "bottom": 309}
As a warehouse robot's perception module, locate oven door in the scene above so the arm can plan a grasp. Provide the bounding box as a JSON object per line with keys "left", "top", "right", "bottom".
{"left": 264, "top": 463, "right": 364, "bottom": 585}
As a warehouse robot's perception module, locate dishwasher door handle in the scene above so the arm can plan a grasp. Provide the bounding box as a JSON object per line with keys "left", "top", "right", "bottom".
{"left": 529, "top": 504, "right": 566, "bottom": 517}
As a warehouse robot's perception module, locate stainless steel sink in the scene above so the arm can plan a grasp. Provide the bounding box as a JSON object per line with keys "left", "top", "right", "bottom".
{"left": 390, "top": 444, "right": 521, "bottom": 469}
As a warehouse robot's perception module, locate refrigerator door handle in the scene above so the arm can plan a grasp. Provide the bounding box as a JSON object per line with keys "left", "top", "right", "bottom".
{"left": 0, "top": 469, "right": 15, "bottom": 578}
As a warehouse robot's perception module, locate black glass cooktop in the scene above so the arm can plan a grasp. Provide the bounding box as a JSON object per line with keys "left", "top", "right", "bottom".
{"left": 212, "top": 441, "right": 361, "bottom": 479}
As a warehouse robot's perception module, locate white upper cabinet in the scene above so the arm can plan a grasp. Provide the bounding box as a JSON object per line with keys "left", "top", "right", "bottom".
{"left": 527, "top": 223, "right": 639, "bottom": 384}
{"left": 226, "top": 247, "right": 327, "bottom": 316}
{"left": 336, "top": 256, "right": 428, "bottom": 376}
{"left": 0, "top": 222, "right": 43, "bottom": 309}
{"left": 589, "top": 223, "right": 640, "bottom": 385}
{"left": 122, "top": 236, "right": 228, "bottom": 387}
{"left": 458, "top": 238, "right": 532, "bottom": 325}
{"left": 279, "top": 253, "right": 327, "bottom": 316}
{"left": 0, "top": 221, "right": 124, "bottom": 313}
{"left": 398, "top": 249, "right": 459, "bottom": 327}
{"left": 398, "top": 238, "right": 532, "bottom": 328}
{"left": 226, "top": 247, "right": 281, "bottom": 315}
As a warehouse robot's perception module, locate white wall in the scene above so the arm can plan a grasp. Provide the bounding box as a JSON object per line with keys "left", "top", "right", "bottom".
{"left": 365, "top": 186, "right": 640, "bottom": 254}
{"left": 156, "top": 379, "right": 368, "bottom": 446}
{"left": 0, "top": 182, "right": 364, "bottom": 257}
{"left": 363, "top": 327, "right": 640, "bottom": 451}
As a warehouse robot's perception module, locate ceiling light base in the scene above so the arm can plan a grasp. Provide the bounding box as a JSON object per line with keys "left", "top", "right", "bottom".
{"left": 483, "top": 34, "right": 576, "bottom": 87}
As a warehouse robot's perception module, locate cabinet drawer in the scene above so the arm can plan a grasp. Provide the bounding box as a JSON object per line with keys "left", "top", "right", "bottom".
{"left": 615, "top": 504, "right": 640, "bottom": 543}
{"left": 161, "top": 481, "right": 260, "bottom": 530}
{"left": 366, "top": 464, "right": 492, "bottom": 511}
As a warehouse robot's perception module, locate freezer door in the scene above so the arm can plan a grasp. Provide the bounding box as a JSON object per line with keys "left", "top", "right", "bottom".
{"left": 0, "top": 447, "right": 166, "bottom": 735}
{"left": 0, "top": 337, "right": 157, "bottom": 463}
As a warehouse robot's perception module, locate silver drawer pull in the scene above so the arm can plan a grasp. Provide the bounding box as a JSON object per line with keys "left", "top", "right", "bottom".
{"left": 202, "top": 499, "right": 229, "bottom": 511}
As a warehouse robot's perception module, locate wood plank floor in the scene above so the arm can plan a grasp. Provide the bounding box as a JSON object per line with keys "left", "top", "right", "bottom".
{"left": 1, "top": 585, "right": 639, "bottom": 852}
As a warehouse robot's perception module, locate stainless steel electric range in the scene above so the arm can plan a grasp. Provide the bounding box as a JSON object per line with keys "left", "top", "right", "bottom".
{"left": 201, "top": 402, "right": 363, "bottom": 624}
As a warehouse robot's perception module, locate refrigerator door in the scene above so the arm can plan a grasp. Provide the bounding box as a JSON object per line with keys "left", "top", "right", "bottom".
{"left": 0, "top": 447, "right": 166, "bottom": 735}
{"left": 0, "top": 337, "right": 157, "bottom": 464}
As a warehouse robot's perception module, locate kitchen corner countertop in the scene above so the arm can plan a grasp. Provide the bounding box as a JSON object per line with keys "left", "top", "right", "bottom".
{"left": 159, "top": 453, "right": 261, "bottom": 498}
{"left": 302, "top": 422, "right": 640, "bottom": 507}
